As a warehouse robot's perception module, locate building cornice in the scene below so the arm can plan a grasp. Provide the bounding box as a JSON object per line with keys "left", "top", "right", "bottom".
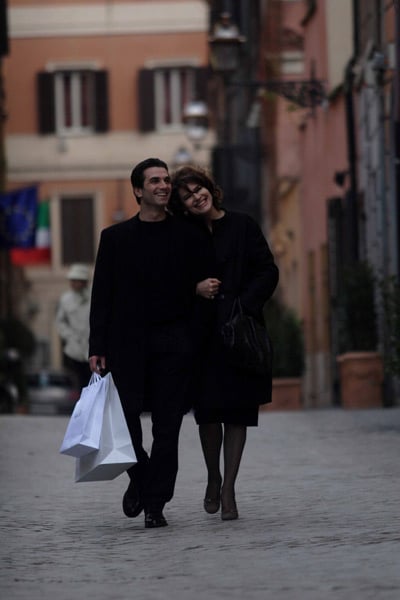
{"left": 9, "top": 2, "right": 208, "bottom": 38}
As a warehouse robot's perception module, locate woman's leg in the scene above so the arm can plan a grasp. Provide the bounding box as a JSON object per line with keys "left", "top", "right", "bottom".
{"left": 221, "top": 424, "right": 247, "bottom": 518}
{"left": 199, "top": 423, "right": 223, "bottom": 512}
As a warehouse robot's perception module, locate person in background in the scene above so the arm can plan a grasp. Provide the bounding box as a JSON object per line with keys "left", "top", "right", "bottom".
{"left": 88, "top": 158, "right": 213, "bottom": 529}
{"left": 55, "top": 263, "right": 91, "bottom": 390}
{"left": 170, "top": 165, "right": 279, "bottom": 521}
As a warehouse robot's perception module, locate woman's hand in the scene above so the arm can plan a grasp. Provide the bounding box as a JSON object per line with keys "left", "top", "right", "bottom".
{"left": 196, "top": 278, "right": 222, "bottom": 300}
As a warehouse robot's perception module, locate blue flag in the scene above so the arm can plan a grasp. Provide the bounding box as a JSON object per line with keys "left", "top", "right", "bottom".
{"left": 0, "top": 186, "right": 38, "bottom": 249}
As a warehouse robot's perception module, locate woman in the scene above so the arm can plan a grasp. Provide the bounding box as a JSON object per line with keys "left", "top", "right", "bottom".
{"left": 170, "top": 165, "right": 279, "bottom": 521}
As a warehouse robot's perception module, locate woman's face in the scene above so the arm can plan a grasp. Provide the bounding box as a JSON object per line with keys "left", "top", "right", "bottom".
{"left": 178, "top": 182, "right": 214, "bottom": 217}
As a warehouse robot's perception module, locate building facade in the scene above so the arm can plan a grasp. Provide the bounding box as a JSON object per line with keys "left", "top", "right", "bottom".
{"left": 258, "top": 0, "right": 354, "bottom": 407}
{"left": 4, "top": 0, "right": 212, "bottom": 367}
{"left": 4, "top": 0, "right": 399, "bottom": 403}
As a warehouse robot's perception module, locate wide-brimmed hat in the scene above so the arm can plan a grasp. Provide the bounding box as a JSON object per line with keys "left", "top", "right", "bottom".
{"left": 67, "top": 264, "right": 89, "bottom": 281}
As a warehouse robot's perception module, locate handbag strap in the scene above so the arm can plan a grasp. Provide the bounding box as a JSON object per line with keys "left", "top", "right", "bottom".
{"left": 228, "top": 297, "right": 244, "bottom": 320}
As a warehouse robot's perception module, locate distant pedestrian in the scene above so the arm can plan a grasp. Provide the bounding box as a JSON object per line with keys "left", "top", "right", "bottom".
{"left": 170, "top": 165, "right": 279, "bottom": 521}
{"left": 55, "top": 264, "right": 91, "bottom": 390}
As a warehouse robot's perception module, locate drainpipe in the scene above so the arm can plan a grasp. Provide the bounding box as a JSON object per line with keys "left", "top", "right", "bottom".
{"left": 344, "top": 58, "right": 359, "bottom": 264}
{"left": 341, "top": 0, "right": 360, "bottom": 265}
{"left": 395, "top": 0, "right": 400, "bottom": 278}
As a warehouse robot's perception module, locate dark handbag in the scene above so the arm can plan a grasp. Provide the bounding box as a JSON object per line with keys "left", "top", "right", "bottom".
{"left": 221, "top": 298, "right": 273, "bottom": 375}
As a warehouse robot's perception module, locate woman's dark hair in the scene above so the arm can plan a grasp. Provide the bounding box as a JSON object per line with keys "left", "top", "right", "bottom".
{"left": 130, "top": 158, "right": 169, "bottom": 203}
{"left": 169, "top": 165, "right": 223, "bottom": 214}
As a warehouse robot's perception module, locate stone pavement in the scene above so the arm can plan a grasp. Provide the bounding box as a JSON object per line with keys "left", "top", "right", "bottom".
{"left": 1, "top": 408, "right": 400, "bottom": 600}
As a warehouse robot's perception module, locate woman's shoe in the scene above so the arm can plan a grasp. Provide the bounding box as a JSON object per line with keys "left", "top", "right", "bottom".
{"left": 203, "top": 481, "right": 221, "bottom": 514}
{"left": 203, "top": 496, "right": 220, "bottom": 514}
{"left": 221, "top": 496, "right": 239, "bottom": 521}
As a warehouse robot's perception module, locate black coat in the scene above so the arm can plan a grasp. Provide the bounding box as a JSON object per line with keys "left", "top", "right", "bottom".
{"left": 89, "top": 214, "right": 213, "bottom": 409}
{"left": 195, "top": 210, "right": 279, "bottom": 410}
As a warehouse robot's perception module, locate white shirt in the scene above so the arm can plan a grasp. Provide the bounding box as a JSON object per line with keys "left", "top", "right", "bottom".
{"left": 55, "top": 287, "right": 90, "bottom": 362}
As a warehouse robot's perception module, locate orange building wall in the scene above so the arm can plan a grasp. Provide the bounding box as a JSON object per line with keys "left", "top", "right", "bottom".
{"left": 5, "top": 32, "right": 208, "bottom": 133}
{"left": 265, "top": 0, "right": 353, "bottom": 406}
{"left": 4, "top": 0, "right": 210, "bottom": 369}
{"left": 297, "top": 1, "right": 350, "bottom": 406}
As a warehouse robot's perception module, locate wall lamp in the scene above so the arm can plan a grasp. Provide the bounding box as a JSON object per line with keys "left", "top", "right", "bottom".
{"left": 209, "top": 12, "right": 326, "bottom": 109}
{"left": 183, "top": 12, "right": 326, "bottom": 150}
{"left": 182, "top": 100, "right": 209, "bottom": 150}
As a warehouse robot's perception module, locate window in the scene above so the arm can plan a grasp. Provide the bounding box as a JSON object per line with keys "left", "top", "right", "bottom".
{"left": 60, "top": 196, "right": 95, "bottom": 264}
{"left": 154, "top": 68, "right": 194, "bottom": 129}
{"left": 55, "top": 71, "right": 94, "bottom": 134}
{"left": 37, "top": 70, "right": 109, "bottom": 135}
{"left": 138, "top": 66, "right": 208, "bottom": 133}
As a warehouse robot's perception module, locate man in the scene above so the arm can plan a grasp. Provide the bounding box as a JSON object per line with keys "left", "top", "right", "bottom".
{"left": 55, "top": 263, "right": 91, "bottom": 390}
{"left": 89, "top": 158, "right": 212, "bottom": 529}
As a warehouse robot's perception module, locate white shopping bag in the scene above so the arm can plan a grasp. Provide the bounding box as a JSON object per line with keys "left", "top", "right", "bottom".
{"left": 59, "top": 373, "right": 107, "bottom": 457}
{"left": 75, "top": 372, "right": 137, "bottom": 482}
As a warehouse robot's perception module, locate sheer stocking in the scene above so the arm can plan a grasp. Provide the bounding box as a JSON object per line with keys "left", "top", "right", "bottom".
{"left": 221, "top": 424, "right": 247, "bottom": 509}
{"left": 199, "top": 423, "right": 223, "bottom": 498}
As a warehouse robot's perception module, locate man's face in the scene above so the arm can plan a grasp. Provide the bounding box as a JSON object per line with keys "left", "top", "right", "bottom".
{"left": 134, "top": 167, "right": 171, "bottom": 209}
{"left": 70, "top": 279, "right": 87, "bottom": 292}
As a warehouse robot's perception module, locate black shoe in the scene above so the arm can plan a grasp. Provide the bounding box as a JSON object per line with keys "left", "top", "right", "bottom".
{"left": 203, "top": 480, "right": 221, "bottom": 514}
{"left": 144, "top": 508, "right": 168, "bottom": 529}
{"left": 221, "top": 496, "right": 239, "bottom": 521}
{"left": 122, "top": 482, "right": 144, "bottom": 518}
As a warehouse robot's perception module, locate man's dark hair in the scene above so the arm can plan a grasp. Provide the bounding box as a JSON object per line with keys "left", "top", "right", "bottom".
{"left": 130, "top": 158, "right": 169, "bottom": 203}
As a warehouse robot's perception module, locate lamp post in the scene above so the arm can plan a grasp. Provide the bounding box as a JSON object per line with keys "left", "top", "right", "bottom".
{"left": 208, "top": 12, "right": 326, "bottom": 110}
{"left": 181, "top": 12, "right": 326, "bottom": 218}
{"left": 182, "top": 12, "right": 327, "bottom": 153}
{"left": 182, "top": 13, "right": 245, "bottom": 152}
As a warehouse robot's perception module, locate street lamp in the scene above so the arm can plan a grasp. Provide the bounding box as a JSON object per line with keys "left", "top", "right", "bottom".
{"left": 205, "top": 11, "right": 327, "bottom": 220}
{"left": 182, "top": 100, "right": 209, "bottom": 149}
{"left": 172, "top": 146, "right": 194, "bottom": 167}
{"left": 208, "top": 12, "right": 246, "bottom": 74}
{"left": 208, "top": 12, "right": 326, "bottom": 109}
{"left": 182, "top": 12, "right": 326, "bottom": 151}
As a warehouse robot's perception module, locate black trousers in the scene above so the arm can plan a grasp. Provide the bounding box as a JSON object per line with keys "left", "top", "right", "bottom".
{"left": 114, "top": 322, "right": 193, "bottom": 508}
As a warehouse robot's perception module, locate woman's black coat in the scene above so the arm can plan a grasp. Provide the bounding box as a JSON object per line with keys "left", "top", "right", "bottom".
{"left": 196, "top": 210, "right": 279, "bottom": 410}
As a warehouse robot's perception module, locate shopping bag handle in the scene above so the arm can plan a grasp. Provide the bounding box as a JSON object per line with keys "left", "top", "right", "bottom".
{"left": 88, "top": 372, "right": 102, "bottom": 386}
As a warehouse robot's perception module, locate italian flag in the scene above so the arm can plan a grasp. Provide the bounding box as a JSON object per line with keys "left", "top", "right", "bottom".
{"left": 10, "top": 200, "right": 51, "bottom": 266}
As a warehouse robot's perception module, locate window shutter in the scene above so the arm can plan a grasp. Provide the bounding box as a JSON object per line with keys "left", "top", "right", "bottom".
{"left": 194, "top": 66, "right": 209, "bottom": 101}
{"left": 94, "top": 70, "right": 109, "bottom": 132}
{"left": 0, "top": 0, "right": 9, "bottom": 56}
{"left": 37, "top": 72, "right": 55, "bottom": 134}
{"left": 138, "top": 69, "right": 155, "bottom": 132}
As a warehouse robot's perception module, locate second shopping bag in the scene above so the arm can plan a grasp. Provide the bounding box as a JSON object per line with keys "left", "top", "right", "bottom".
{"left": 75, "top": 372, "right": 137, "bottom": 482}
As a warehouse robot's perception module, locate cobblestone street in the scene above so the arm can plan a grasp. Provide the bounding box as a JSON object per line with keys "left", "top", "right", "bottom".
{"left": 1, "top": 408, "right": 399, "bottom": 600}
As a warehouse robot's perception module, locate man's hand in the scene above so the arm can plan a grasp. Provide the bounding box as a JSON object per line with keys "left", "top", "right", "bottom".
{"left": 89, "top": 355, "right": 106, "bottom": 373}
